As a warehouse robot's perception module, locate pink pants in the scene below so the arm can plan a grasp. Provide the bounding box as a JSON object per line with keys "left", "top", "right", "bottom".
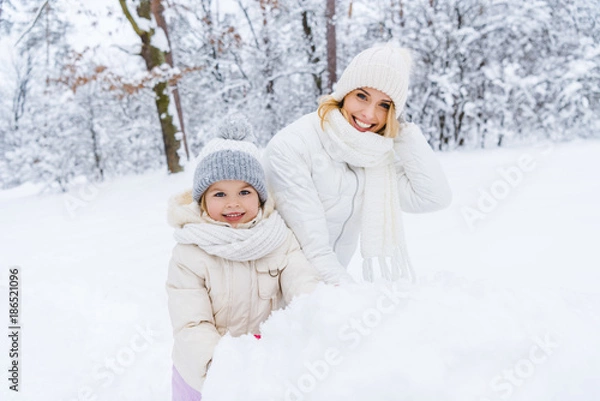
{"left": 172, "top": 366, "right": 202, "bottom": 401}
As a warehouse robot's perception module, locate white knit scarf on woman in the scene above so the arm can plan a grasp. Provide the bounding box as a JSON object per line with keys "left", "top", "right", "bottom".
{"left": 321, "top": 109, "right": 414, "bottom": 282}
{"left": 173, "top": 210, "right": 288, "bottom": 262}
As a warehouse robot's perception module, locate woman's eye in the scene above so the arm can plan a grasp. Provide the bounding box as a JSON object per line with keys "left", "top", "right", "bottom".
{"left": 357, "top": 93, "right": 367, "bottom": 100}
{"left": 380, "top": 103, "right": 391, "bottom": 110}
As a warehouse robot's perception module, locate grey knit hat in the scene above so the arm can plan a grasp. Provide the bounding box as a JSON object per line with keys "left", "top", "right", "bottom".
{"left": 192, "top": 117, "right": 267, "bottom": 203}
{"left": 332, "top": 44, "right": 413, "bottom": 117}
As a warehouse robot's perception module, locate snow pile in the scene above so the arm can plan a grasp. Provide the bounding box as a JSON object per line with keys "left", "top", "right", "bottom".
{"left": 203, "top": 275, "right": 600, "bottom": 401}
{"left": 1, "top": 140, "right": 599, "bottom": 401}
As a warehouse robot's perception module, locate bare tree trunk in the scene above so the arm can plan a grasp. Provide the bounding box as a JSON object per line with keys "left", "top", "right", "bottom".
{"left": 14, "top": 0, "right": 50, "bottom": 46}
{"left": 326, "top": 0, "right": 337, "bottom": 93}
{"left": 89, "top": 113, "right": 104, "bottom": 181}
{"left": 12, "top": 56, "right": 32, "bottom": 131}
{"left": 399, "top": 0, "right": 405, "bottom": 27}
{"left": 119, "top": 0, "right": 183, "bottom": 173}
{"left": 301, "top": 10, "right": 322, "bottom": 95}
{"left": 152, "top": 0, "right": 189, "bottom": 161}
{"left": 259, "top": 0, "right": 275, "bottom": 98}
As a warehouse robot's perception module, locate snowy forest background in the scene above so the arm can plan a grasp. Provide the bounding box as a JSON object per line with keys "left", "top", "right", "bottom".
{"left": 1, "top": 0, "right": 599, "bottom": 192}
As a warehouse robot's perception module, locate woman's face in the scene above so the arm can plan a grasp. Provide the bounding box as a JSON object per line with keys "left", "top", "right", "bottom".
{"left": 341, "top": 87, "right": 391, "bottom": 133}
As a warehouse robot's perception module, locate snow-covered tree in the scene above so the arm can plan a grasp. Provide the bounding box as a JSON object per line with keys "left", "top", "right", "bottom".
{"left": 3, "top": 0, "right": 92, "bottom": 191}
{"left": 166, "top": 0, "right": 329, "bottom": 148}
{"left": 1, "top": 0, "right": 599, "bottom": 189}
{"left": 376, "top": 0, "right": 600, "bottom": 148}
{"left": 119, "top": 0, "right": 187, "bottom": 173}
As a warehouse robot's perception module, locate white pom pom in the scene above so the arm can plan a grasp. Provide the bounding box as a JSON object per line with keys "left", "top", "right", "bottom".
{"left": 218, "top": 115, "right": 254, "bottom": 141}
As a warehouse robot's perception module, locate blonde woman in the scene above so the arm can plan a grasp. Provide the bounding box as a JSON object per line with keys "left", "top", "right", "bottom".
{"left": 263, "top": 44, "right": 452, "bottom": 285}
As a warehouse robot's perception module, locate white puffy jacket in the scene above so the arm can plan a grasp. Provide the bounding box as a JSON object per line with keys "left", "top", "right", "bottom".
{"left": 166, "top": 190, "right": 320, "bottom": 391}
{"left": 263, "top": 112, "right": 452, "bottom": 284}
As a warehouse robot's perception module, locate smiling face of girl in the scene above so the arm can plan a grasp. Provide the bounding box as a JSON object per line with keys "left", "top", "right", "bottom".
{"left": 340, "top": 87, "right": 392, "bottom": 134}
{"left": 203, "top": 180, "right": 260, "bottom": 227}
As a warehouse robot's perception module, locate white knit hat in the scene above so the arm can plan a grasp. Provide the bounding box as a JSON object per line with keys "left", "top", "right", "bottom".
{"left": 192, "top": 116, "right": 267, "bottom": 203}
{"left": 332, "top": 44, "right": 412, "bottom": 117}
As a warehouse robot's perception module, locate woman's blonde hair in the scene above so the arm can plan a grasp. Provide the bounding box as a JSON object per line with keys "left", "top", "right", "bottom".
{"left": 317, "top": 93, "right": 399, "bottom": 139}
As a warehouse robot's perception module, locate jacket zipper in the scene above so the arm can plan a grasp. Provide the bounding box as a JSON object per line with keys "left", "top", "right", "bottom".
{"left": 226, "top": 260, "right": 233, "bottom": 330}
{"left": 247, "top": 260, "right": 255, "bottom": 335}
{"left": 333, "top": 165, "right": 359, "bottom": 253}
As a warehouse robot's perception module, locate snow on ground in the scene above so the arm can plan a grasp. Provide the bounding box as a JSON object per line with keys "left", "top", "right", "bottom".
{"left": 1, "top": 139, "right": 599, "bottom": 401}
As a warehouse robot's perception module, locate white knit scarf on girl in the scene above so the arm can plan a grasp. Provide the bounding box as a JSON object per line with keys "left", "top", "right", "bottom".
{"left": 173, "top": 210, "right": 288, "bottom": 262}
{"left": 321, "top": 109, "right": 414, "bottom": 282}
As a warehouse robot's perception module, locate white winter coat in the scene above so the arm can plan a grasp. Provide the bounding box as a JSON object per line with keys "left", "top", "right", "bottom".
{"left": 263, "top": 112, "right": 452, "bottom": 283}
{"left": 166, "top": 190, "right": 320, "bottom": 392}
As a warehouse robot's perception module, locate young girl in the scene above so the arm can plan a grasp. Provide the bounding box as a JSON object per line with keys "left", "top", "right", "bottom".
{"left": 166, "top": 118, "right": 320, "bottom": 400}
{"left": 263, "top": 44, "right": 452, "bottom": 285}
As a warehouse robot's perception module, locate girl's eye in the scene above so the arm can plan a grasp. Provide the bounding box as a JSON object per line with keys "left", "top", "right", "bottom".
{"left": 214, "top": 192, "right": 226, "bottom": 197}
{"left": 380, "top": 102, "right": 391, "bottom": 110}
{"left": 240, "top": 190, "right": 251, "bottom": 196}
